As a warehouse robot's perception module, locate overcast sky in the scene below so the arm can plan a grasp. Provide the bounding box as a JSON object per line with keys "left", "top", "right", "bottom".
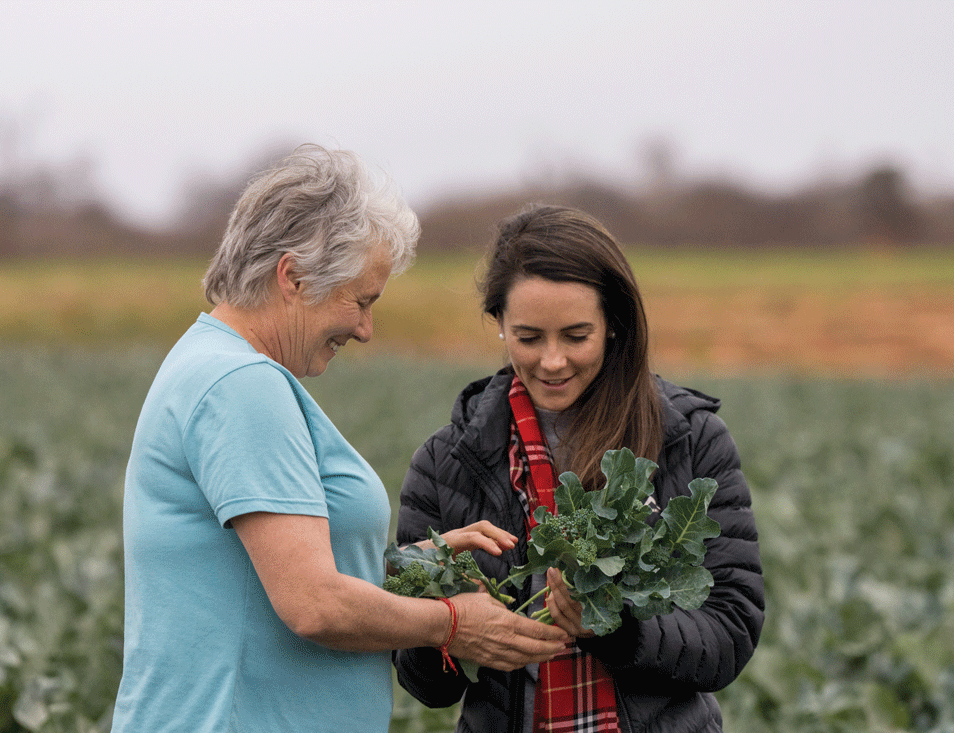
{"left": 3, "top": 0, "right": 953, "bottom": 227}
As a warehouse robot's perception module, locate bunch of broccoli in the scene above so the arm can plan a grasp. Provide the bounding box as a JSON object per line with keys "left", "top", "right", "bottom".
{"left": 383, "top": 448, "right": 721, "bottom": 655}
{"left": 383, "top": 531, "right": 514, "bottom": 605}
{"left": 383, "top": 531, "right": 514, "bottom": 681}
{"left": 508, "top": 448, "right": 721, "bottom": 634}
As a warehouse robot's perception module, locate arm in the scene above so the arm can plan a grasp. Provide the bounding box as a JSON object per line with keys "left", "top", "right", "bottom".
{"left": 232, "top": 511, "right": 566, "bottom": 665}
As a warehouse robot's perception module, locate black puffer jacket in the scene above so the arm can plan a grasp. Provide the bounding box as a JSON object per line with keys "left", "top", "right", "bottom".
{"left": 394, "top": 369, "right": 764, "bottom": 733}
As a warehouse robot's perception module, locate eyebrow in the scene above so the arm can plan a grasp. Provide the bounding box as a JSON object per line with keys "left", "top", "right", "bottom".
{"left": 510, "top": 322, "right": 596, "bottom": 333}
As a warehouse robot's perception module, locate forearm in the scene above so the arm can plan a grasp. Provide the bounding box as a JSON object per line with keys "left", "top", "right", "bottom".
{"left": 232, "top": 511, "right": 568, "bottom": 665}
{"left": 286, "top": 571, "right": 451, "bottom": 652}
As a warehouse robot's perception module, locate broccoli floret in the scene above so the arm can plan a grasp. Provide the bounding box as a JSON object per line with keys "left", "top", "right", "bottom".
{"left": 383, "top": 561, "right": 431, "bottom": 597}
{"left": 642, "top": 545, "right": 670, "bottom": 567}
{"left": 574, "top": 538, "right": 598, "bottom": 566}
{"left": 453, "top": 550, "right": 479, "bottom": 576}
{"left": 565, "top": 507, "right": 597, "bottom": 541}
{"left": 453, "top": 550, "right": 515, "bottom": 604}
{"left": 537, "top": 506, "right": 597, "bottom": 544}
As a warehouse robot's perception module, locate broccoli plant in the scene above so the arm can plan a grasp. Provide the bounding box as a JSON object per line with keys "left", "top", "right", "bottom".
{"left": 509, "top": 448, "right": 721, "bottom": 635}
{"left": 384, "top": 528, "right": 514, "bottom": 605}
{"left": 383, "top": 448, "right": 721, "bottom": 675}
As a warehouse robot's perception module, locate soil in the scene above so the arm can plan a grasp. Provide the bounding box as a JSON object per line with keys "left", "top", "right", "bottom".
{"left": 643, "top": 286, "right": 954, "bottom": 377}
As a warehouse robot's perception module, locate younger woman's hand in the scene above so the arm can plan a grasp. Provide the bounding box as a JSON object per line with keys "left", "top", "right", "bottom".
{"left": 417, "top": 520, "right": 518, "bottom": 557}
{"left": 544, "top": 567, "right": 596, "bottom": 639}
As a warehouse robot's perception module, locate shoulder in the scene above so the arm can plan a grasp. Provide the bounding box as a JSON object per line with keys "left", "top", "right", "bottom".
{"left": 450, "top": 368, "right": 513, "bottom": 427}
{"left": 404, "top": 370, "right": 512, "bottom": 490}
{"left": 156, "top": 326, "right": 305, "bottom": 435}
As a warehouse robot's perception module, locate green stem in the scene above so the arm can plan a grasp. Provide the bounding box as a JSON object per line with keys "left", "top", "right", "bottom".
{"left": 513, "top": 584, "right": 551, "bottom": 616}
{"left": 531, "top": 607, "right": 553, "bottom": 624}
{"left": 480, "top": 579, "right": 515, "bottom": 605}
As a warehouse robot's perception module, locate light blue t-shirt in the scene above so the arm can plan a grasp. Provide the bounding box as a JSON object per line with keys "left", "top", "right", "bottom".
{"left": 111, "top": 313, "right": 393, "bottom": 732}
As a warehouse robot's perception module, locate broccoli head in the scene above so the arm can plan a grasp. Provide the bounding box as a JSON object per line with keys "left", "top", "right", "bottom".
{"left": 383, "top": 561, "right": 431, "bottom": 597}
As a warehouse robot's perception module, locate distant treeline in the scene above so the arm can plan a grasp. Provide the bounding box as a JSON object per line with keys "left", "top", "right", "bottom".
{"left": 2, "top": 161, "right": 953, "bottom": 258}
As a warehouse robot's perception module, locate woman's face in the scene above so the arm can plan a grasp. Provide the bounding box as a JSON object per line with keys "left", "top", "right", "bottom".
{"left": 290, "top": 247, "right": 392, "bottom": 378}
{"left": 497, "top": 276, "right": 608, "bottom": 412}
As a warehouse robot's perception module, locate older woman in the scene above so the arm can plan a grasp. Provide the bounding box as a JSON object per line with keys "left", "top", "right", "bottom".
{"left": 110, "top": 146, "right": 567, "bottom": 733}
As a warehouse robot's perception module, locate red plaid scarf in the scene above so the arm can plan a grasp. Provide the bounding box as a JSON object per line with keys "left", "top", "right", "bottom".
{"left": 508, "top": 376, "right": 621, "bottom": 733}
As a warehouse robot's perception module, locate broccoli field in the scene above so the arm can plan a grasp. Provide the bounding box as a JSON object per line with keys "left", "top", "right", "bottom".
{"left": 1, "top": 345, "right": 953, "bottom": 733}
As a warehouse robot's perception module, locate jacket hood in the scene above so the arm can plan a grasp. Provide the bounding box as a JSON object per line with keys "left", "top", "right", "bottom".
{"left": 449, "top": 368, "right": 513, "bottom": 458}
{"left": 658, "top": 379, "right": 721, "bottom": 448}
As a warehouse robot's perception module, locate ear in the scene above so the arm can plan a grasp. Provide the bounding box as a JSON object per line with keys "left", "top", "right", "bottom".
{"left": 276, "top": 253, "right": 303, "bottom": 300}
{"left": 495, "top": 315, "right": 505, "bottom": 340}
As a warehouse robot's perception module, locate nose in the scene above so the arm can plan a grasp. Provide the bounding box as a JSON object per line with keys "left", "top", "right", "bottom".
{"left": 353, "top": 308, "right": 373, "bottom": 343}
{"left": 539, "top": 341, "right": 567, "bottom": 372}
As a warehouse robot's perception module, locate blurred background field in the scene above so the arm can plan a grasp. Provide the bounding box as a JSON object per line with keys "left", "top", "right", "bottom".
{"left": 2, "top": 247, "right": 952, "bottom": 375}
{"left": 2, "top": 249, "right": 954, "bottom": 733}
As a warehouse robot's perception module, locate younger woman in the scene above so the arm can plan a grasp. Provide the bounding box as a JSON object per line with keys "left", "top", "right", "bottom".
{"left": 393, "top": 205, "right": 764, "bottom": 733}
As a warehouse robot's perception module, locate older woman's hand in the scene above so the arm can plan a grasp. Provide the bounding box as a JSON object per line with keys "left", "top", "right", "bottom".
{"left": 416, "top": 520, "right": 518, "bottom": 557}
{"left": 543, "top": 566, "right": 596, "bottom": 639}
{"left": 447, "top": 592, "right": 569, "bottom": 670}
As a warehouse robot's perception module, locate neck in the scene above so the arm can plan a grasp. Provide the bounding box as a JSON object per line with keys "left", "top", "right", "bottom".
{"left": 209, "top": 302, "right": 281, "bottom": 361}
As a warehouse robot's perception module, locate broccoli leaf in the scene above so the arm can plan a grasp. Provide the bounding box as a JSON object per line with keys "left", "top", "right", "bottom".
{"left": 659, "top": 477, "right": 721, "bottom": 565}
{"left": 666, "top": 564, "right": 715, "bottom": 610}
{"left": 555, "top": 471, "right": 587, "bottom": 513}
{"left": 579, "top": 582, "right": 625, "bottom": 636}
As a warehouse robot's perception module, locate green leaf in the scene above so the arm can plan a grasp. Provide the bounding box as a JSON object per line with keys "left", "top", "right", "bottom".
{"left": 666, "top": 565, "right": 715, "bottom": 610}
{"left": 592, "top": 555, "right": 626, "bottom": 578}
{"left": 619, "top": 574, "right": 672, "bottom": 606}
{"left": 599, "top": 448, "right": 637, "bottom": 512}
{"left": 629, "top": 596, "right": 675, "bottom": 621}
{"left": 572, "top": 564, "right": 617, "bottom": 594}
{"left": 460, "top": 659, "right": 480, "bottom": 683}
{"left": 384, "top": 542, "right": 442, "bottom": 578}
{"left": 660, "top": 477, "right": 720, "bottom": 565}
{"left": 555, "top": 471, "right": 586, "bottom": 514}
{"left": 580, "top": 583, "right": 625, "bottom": 636}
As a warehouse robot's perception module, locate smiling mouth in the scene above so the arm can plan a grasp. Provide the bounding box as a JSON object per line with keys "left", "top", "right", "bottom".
{"left": 329, "top": 340, "right": 343, "bottom": 353}
{"left": 540, "top": 377, "right": 570, "bottom": 386}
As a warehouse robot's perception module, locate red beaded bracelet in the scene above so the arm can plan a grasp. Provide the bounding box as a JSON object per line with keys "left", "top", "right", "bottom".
{"left": 437, "top": 597, "right": 458, "bottom": 674}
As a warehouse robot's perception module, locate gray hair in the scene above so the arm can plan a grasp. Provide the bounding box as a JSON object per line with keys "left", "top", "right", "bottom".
{"left": 203, "top": 144, "right": 419, "bottom": 308}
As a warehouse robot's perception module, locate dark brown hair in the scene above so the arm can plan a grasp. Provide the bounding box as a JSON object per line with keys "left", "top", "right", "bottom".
{"left": 478, "top": 204, "right": 663, "bottom": 489}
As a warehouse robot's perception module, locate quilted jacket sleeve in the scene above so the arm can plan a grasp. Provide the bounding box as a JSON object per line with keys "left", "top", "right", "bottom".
{"left": 579, "top": 408, "right": 764, "bottom": 693}
{"left": 392, "top": 432, "right": 472, "bottom": 709}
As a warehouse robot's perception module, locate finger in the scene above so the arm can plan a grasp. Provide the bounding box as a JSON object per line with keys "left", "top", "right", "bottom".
{"left": 440, "top": 522, "right": 518, "bottom": 556}
{"left": 546, "top": 597, "right": 583, "bottom": 637}
{"left": 468, "top": 520, "right": 518, "bottom": 551}
{"left": 510, "top": 612, "right": 571, "bottom": 642}
{"left": 545, "top": 569, "right": 586, "bottom": 636}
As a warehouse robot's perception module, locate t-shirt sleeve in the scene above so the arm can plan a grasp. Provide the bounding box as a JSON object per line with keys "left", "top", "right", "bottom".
{"left": 183, "top": 362, "right": 328, "bottom": 527}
